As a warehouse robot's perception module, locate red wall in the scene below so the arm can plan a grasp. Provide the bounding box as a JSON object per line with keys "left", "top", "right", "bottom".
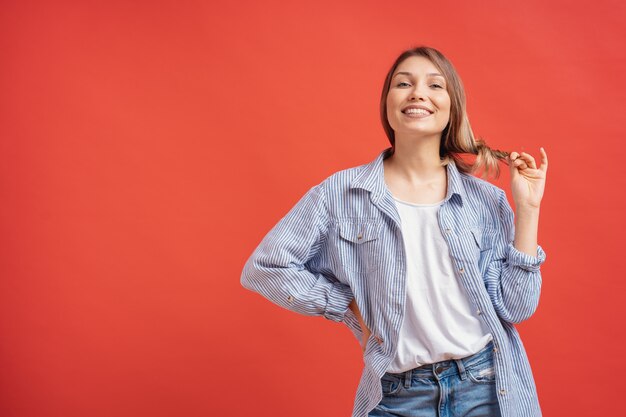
{"left": 1, "top": 1, "right": 624, "bottom": 416}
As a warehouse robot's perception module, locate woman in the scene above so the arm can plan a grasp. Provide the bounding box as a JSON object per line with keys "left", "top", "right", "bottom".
{"left": 241, "top": 46, "right": 548, "bottom": 417}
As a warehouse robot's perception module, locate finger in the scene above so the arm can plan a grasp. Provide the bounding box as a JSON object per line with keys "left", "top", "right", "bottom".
{"left": 511, "top": 150, "right": 543, "bottom": 172}
{"left": 539, "top": 147, "right": 548, "bottom": 172}
{"left": 519, "top": 151, "right": 537, "bottom": 169}
{"left": 513, "top": 158, "right": 528, "bottom": 170}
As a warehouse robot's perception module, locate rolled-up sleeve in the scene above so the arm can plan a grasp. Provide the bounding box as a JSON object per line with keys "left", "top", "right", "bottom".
{"left": 506, "top": 242, "right": 546, "bottom": 272}
{"left": 485, "top": 189, "right": 547, "bottom": 324}
{"left": 240, "top": 182, "right": 354, "bottom": 322}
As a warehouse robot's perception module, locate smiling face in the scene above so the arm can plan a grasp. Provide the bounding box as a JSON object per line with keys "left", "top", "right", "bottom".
{"left": 386, "top": 55, "right": 451, "bottom": 141}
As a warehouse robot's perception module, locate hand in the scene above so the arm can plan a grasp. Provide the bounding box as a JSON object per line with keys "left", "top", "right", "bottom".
{"left": 349, "top": 299, "right": 371, "bottom": 353}
{"left": 508, "top": 147, "right": 548, "bottom": 210}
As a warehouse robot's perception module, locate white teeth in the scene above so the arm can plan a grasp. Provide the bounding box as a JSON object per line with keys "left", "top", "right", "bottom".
{"left": 404, "top": 108, "right": 430, "bottom": 115}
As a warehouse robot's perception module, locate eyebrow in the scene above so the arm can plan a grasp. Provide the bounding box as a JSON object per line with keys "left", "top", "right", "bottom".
{"left": 393, "top": 71, "right": 445, "bottom": 80}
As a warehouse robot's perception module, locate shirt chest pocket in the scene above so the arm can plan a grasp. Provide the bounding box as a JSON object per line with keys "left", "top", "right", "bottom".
{"left": 467, "top": 228, "right": 496, "bottom": 272}
{"left": 470, "top": 227, "right": 495, "bottom": 252}
{"left": 335, "top": 220, "right": 383, "bottom": 273}
{"left": 453, "top": 227, "right": 495, "bottom": 263}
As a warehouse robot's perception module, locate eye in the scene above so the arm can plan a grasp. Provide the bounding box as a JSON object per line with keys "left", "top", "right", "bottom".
{"left": 396, "top": 81, "right": 411, "bottom": 87}
{"left": 431, "top": 83, "right": 444, "bottom": 89}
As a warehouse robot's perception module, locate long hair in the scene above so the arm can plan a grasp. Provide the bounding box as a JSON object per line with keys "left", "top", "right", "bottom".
{"left": 380, "top": 46, "right": 509, "bottom": 178}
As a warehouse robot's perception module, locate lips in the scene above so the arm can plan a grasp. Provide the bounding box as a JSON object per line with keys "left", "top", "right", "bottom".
{"left": 401, "top": 104, "right": 433, "bottom": 114}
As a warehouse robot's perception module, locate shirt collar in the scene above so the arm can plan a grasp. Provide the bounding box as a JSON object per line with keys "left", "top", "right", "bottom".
{"left": 349, "top": 147, "right": 466, "bottom": 207}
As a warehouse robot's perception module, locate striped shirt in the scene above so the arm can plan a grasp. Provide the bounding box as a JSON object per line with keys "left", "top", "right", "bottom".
{"left": 241, "top": 147, "right": 547, "bottom": 417}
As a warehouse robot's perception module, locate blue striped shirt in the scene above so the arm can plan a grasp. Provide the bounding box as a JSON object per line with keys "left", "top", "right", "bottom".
{"left": 241, "top": 147, "right": 546, "bottom": 417}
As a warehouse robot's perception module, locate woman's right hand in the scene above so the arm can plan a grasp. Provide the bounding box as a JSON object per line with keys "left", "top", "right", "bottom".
{"left": 349, "top": 299, "right": 371, "bottom": 353}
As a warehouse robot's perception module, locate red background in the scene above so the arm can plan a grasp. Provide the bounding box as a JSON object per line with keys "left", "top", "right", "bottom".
{"left": 1, "top": 1, "right": 625, "bottom": 416}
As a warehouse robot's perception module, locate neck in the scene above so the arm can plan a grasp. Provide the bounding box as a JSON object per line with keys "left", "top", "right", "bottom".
{"left": 386, "top": 133, "right": 445, "bottom": 180}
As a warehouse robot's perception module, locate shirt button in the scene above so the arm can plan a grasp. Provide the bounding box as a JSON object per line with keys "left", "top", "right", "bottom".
{"left": 499, "top": 389, "right": 506, "bottom": 395}
{"left": 287, "top": 295, "right": 294, "bottom": 302}
{"left": 477, "top": 309, "right": 482, "bottom": 315}
{"left": 459, "top": 267, "right": 465, "bottom": 273}
{"left": 357, "top": 233, "right": 363, "bottom": 240}
{"left": 445, "top": 228, "right": 452, "bottom": 234}
{"left": 493, "top": 347, "right": 499, "bottom": 353}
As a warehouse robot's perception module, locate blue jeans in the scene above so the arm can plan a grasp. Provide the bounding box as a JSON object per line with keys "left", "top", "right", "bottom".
{"left": 369, "top": 340, "right": 502, "bottom": 417}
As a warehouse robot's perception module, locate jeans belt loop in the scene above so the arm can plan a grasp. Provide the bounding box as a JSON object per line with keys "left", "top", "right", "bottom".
{"left": 455, "top": 358, "right": 468, "bottom": 381}
{"left": 403, "top": 369, "right": 412, "bottom": 388}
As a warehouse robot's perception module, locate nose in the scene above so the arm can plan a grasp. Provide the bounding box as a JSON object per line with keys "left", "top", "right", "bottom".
{"left": 409, "top": 84, "right": 428, "bottom": 101}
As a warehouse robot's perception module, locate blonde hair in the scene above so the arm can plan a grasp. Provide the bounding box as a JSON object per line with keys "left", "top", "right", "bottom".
{"left": 380, "top": 45, "right": 509, "bottom": 179}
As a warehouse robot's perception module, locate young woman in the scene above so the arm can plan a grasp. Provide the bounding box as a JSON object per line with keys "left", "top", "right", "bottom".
{"left": 241, "top": 46, "right": 548, "bottom": 417}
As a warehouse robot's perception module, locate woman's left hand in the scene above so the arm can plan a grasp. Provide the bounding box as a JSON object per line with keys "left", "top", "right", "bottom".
{"left": 509, "top": 147, "right": 548, "bottom": 210}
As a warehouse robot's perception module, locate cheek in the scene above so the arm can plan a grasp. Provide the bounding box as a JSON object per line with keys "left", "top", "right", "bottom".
{"left": 439, "top": 98, "right": 451, "bottom": 119}
{"left": 440, "top": 94, "right": 451, "bottom": 109}
{"left": 439, "top": 109, "right": 451, "bottom": 125}
{"left": 386, "top": 96, "right": 398, "bottom": 124}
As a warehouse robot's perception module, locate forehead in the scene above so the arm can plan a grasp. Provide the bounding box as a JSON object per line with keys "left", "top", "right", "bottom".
{"left": 394, "top": 56, "right": 443, "bottom": 77}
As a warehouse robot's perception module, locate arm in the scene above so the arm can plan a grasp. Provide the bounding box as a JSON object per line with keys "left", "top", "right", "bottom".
{"left": 485, "top": 189, "right": 546, "bottom": 324}
{"left": 486, "top": 148, "right": 549, "bottom": 324}
{"left": 240, "top": 182, "right": 355, "bottom": 322}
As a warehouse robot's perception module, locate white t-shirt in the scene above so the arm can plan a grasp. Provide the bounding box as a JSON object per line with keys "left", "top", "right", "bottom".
{"left": 386, "top": 196, "right": 493, "bottom": 373}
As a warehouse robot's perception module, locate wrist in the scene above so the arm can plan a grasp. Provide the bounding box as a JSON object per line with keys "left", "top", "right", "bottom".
{"left": 515, "top": 204, "right": 541, "bottom": 216}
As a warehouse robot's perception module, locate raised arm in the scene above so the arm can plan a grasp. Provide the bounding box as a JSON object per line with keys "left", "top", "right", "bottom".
{"left": 509, "top": 147, "right": 548, "bottom": 256}
{"left": 485, "top": 148, "right": 548, "bottom": 324}
{"left": 240, "top": 183, "right": 355, "bottom": 322}
{"left": 485, "top": 189, "right": 546, "bottom": 324}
